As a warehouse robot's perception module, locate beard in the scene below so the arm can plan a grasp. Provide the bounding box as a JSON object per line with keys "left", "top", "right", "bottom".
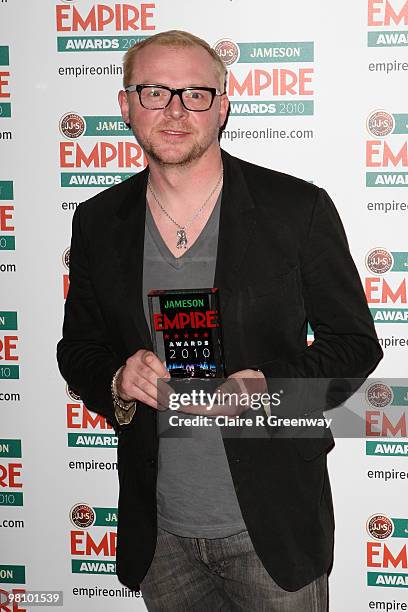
{"left": 132, "top": 120, "right": 219, "bottom": 168}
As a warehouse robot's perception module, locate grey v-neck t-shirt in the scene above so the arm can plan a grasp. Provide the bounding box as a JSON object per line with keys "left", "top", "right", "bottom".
{"left": 142, "top": 193, "right": 247, "bottom": 538}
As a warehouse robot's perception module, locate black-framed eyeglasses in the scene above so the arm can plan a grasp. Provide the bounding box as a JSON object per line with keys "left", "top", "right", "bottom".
{"left": 125, "top": 84, "right": 225, "bottom": 112}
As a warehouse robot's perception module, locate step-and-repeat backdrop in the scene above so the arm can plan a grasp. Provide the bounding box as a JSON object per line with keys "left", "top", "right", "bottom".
{"left": 1, "top": 1, "right": 408, "bottom": 610}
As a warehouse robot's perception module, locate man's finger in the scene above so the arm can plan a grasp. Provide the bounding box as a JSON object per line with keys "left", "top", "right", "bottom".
{"left": 142, "top": 351, "right": 170, "bottom": 378}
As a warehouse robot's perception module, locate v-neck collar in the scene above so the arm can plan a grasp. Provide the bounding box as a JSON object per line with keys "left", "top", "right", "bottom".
{"left": 145, "top": 190, "right": 222, "bottom": 270}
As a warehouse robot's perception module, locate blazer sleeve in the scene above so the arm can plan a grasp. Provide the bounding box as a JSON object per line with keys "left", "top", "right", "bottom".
{"left": 57, "top": 204, "right": 123, "bottom": 426}
{"left": 256, "top": 188, "right": 383, "bottom": 412}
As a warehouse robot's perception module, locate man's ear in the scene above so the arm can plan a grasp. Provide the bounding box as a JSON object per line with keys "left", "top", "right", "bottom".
{"left": 219, "top": 93, "right": 230, "bottom": 129}
{"left": 118, "top": 90, "right": 130, "bottom": 126}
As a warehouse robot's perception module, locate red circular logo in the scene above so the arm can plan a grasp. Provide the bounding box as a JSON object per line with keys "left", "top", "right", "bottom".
{"left": 366, "top": 382, "right": 393, "bottom": 408}
{"left": 213, "top": 39, "right": 240, "bottom": 66}
{"left": 366, "top": 248, "right": 393, "bottom": 274}
{"left": 367, "top": 514, "right": 393, "bottom": 539}
{"left": 367, "top": 110, "right": 394, "bottom": 138}
{"left": 59, "top": 113, "right": 86, "bottom": 139}
{"left": 62, "top": 248, "right": 70, "bottom": 270}
{"left": 70, "top": 504, "right": 95, "bottom": 529}
{"left": 66, "top": 385, "right": 81, "bottom": 402}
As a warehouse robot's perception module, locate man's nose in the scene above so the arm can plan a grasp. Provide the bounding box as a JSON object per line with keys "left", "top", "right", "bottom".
{"left": 163, "top": 92, "right": 188, "bottom": 119}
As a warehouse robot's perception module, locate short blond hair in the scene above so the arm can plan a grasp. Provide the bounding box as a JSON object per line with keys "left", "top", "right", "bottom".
{"left": 122, "top": 30, "right": 227, "bottom": 91}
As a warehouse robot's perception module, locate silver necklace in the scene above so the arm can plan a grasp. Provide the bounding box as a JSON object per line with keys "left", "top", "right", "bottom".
{"left": 147, "top": 172, "right": 223, "bottom": 249}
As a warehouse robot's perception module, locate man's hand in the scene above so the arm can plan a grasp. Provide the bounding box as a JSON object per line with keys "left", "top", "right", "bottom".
{"left": 116, "top": 349, "right": 172, "bottom": 411}
{"left": 177, "top": 369, "right": 268, "bottom": 416}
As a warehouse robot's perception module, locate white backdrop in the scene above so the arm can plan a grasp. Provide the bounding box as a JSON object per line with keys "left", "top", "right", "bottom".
{"left": 1, "top": 1, "right": 408, "bottom": 610}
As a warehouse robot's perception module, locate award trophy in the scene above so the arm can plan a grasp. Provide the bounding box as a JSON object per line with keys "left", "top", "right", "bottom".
{"left": 147, "top": 288, "right": 225, "bottom": 379}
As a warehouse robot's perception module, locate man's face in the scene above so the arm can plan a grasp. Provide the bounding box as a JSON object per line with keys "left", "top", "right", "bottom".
{"left": 118, "top": 44, "right": 229, "bottom": 167}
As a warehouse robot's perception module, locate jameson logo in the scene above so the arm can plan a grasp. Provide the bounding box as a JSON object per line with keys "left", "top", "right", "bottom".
{"left": 62, "top": 247, "right": 70, "bottom": 269}
{"left": 213, "top": 39, "right": 240, "bottom": 65}
{"left": 56, "top": 2, "right": 155, "bottom": 52}
{"left": 0, "top": 311, "right": 19, "bottom": 380}
{"left": 366, "top": 382, "right": 394, "bottom": 407}
{"left": 365, "top": 247, "right": 394, "bottom": 274}
{"left": 367, "top": 514, "right": 408, "bottom": 540}
{"left": 214, "top": 39, "right": 314, "bottom": 65}
{"left": 213, "top": 39, "right": 314, "bottom": 117}
{"left": 366, "top": 382, "right": 408, "bottom": 407}
{"left": 70, "top": 503, "right": 118, "bottom": 574}
{"left": 60, "top": 112, "right": 86, "bottom": 138}
{"left": 367, "top": 110, "right": 408, "bottom": 138}
{"left": 368, "top": 0, "right": 408, "bottom": 46}
{"left": 71, "top": 503, "right": 96, "bottom": 529}
{"left": 67, "top": 384, "right": 81, "bottom": 402}
{"left": 163, "top": 297, "right": 205, "bottom": 309}
{"left": 367, "top": 514, "right": 394, "bottom": 539}
{"left": 367, "top": 110, "right": 395, "bottom": 137}
{"left": 0, "top": 438, "right": 23, "bottom": 507}
{"left": 60, "top": 112, "right": 131, "bottom": 137}
{"left": 70, "top": 503, "right": 118, "bottom": 529}
{"left": 0, "top": 45, "right": 11, "bottom": 118}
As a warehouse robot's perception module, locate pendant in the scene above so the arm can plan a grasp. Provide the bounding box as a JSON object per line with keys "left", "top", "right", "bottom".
{"left": 176, "top": 228, "right": 188, "bottom": 249}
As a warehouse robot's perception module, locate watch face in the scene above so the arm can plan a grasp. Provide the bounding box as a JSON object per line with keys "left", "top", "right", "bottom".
{"left": 148, "top": 288, "right": 224, "bottom": 379}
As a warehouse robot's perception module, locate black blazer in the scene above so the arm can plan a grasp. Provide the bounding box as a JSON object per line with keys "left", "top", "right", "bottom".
{"left": 57, "top": 150, "right": 382, "bottom": 592}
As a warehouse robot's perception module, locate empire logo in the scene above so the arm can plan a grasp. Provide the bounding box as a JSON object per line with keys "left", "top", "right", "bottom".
{"left": 368, "top": 0, "right": 408, "bottom": 47}
{"left": 0, "top": 180, "right": 15, "bottom": 252}
{"left": 213, "top": 39, "right": 314, "bottom": 117}
{"left": 70, "top": 503, "right": 118, "bottom": 575}
{"left": 366, "top": 110, "right": 408, "bottom": 186}
{"left": 66, "top": 386, "right": 118, "bottom": 448}
{"left": 55, "top": 1, "right": 156, "bottom": 53}
{"left": 366, "top": 514, "right": 408, "bottom": 587}
{"left": 0, "top": 439, "right": 23, "bottom": 507}
{"left": 58, "top": 112, "right": 145, "bottom": 187}
{"left": 364, "top": 248, "right": 408, "bottom": 323}
{"left": 0, "top": 311, "right": 19, "bottom": 380}
{"left": 0, "top": 46, "right": 11, "bottom": 118}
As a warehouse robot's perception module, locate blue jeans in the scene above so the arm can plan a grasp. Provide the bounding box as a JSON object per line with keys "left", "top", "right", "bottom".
{"left": 140, "top": 527, "right": 328, "bottom": 611}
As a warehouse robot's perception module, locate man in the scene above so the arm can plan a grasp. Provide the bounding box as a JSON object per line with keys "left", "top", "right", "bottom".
{"left": 57, "top": 30, "right": 382, "bottom": 611}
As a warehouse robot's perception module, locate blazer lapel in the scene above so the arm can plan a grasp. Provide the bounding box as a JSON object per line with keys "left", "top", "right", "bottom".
{"left": 112, "top": 151, "right": 256, "bottom": 352}
{"left": 113, "top": 167, "right": 153, "bottom": 351}
{"left": 214, "top": 150, "right": 256, "bottom": 313}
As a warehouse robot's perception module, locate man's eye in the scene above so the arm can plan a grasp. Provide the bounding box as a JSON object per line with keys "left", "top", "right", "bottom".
{"left": 149, "top": 89, "right": 163, "bottom": 97}
{"left": 186, "top": 90, "right": 203, "bottom": 99}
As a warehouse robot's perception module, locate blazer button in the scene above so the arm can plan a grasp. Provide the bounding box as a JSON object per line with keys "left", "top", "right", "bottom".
{"left": 234, "top": 458, "right": 240, "bottom": 464}
{"left": 147, "top": 458, "right": 156, "bottom": 467}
